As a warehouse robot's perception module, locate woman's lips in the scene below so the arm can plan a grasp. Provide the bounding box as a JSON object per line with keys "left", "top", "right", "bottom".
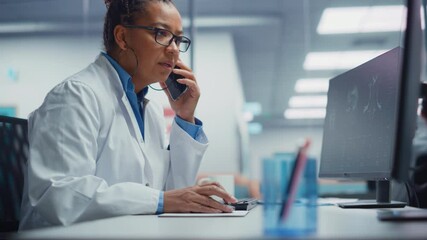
{"left": 159, "top": 62, "right": 173, "bottom": 70}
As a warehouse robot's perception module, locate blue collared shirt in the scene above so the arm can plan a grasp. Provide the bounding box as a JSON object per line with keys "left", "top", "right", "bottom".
{"left": 102, "top": 52, "right": 203, "bottom": 214}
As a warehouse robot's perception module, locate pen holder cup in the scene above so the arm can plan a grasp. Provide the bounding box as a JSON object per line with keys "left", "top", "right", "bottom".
{"left": 262, "top": 154, "right": 318, "bottom": 237}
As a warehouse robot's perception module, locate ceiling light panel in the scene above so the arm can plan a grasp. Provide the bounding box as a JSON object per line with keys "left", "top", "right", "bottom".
{"left": 294, "top": 78, "right": 330, "bottom": 93}
{"left": 288, "top": 95, "right": 327, "bottom": 108}
{"left": 284, "top": 108, "right": 326, "bottom": 119}
{"left": 303, "top": 50, "right": 388, "bottom": 70}
{"left": 0, "top": 22, "right": 60, "bottom": 33}
{"left": 317, "top": 5, "right": 405, "bottom": 34}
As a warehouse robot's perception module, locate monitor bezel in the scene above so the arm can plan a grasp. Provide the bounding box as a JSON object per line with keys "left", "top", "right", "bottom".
{"left": 391, "top": 0, "right": 423, "bottom": 183}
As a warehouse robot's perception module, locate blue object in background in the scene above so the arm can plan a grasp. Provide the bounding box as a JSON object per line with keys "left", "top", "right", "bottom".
{"left": 248, "top": 122, "right": 263, "bottom": 135}
{"left": 0, "top": 106, "right": 16, "bottom": 117}
{"left": 262, "top": 155, "right": 318, "bottom": 237}
{"left": 7, "top": 68, "right": 18, "bottom": 82}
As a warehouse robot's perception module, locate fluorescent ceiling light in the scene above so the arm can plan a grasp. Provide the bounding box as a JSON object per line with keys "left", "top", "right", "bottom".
{"left": 295, "top": 78, "right": 330, "bottom": 93}
{"left": 303, "top": 49, "right": 388, "bottom": 70}
{"left": 243, "top": 112, "right": 254, "bottom": 122}
{"left": 0, "top": 16, "right": 280, "bottom": 34}
{"left": 284, "top": 108, "right": 326, "bottom": 119}
{"left": 0, "top": 22, "right": 60, "bottom": 33}
{"left": 289, "top": 95, "right": 327, "bottom": 108}
{"left": 317, "top": 5, "right": 405, "bottom": 34}
{"left": 183, "top": 16, "right": 280, "bottom": 28}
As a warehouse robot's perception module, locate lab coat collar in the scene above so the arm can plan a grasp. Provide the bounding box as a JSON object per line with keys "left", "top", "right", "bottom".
{"left": 95, "top": 54, "right": 145, "bottom": 142}
{"left": 101, "top": 52, "right": 149, "bottom": 100}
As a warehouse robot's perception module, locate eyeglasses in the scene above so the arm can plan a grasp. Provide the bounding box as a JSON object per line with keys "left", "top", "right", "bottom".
{"left": 124, "top": 25, "right": 191, "bottom": 53}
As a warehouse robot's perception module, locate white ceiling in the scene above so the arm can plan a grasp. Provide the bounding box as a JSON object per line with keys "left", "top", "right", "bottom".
{"left": 0, "top": 0, "right": 406, "bottom": 128}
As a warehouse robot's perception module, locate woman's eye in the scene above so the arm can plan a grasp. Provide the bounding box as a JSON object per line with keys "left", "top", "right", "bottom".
{"left": 157, "top": 30, "right": 169, "bottom": 38}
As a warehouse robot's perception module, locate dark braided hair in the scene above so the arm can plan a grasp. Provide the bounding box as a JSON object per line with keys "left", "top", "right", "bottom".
{"left": 103, "top": 0, "right": 174, "bottom": 52}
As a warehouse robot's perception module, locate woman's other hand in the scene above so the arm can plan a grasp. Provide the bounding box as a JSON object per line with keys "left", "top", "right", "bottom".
{"left": 163, "top": 182, "right": 238, "bottom": 213}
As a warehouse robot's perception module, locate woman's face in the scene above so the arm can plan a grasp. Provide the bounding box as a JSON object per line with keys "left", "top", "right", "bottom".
{"left": 125, "top": 2, "right": 182, "bottom": 89}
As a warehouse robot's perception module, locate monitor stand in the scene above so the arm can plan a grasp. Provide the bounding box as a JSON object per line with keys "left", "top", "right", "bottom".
{"left": 338, "top": 180, "right": 406, "bottom": 208}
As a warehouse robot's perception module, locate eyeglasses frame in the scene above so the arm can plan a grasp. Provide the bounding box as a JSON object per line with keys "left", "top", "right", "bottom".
{"left": 123, "top": 25, "right": 191, "bottom": 53}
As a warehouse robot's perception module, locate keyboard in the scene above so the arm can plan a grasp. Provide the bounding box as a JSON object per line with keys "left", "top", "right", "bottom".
{"left": 228, "top": 198, "right": 259, "bottom": 211}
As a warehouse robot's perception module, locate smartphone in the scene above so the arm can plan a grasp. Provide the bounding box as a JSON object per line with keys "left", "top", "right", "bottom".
{"left": 165, "top": 67, "right": 188, "bottom": 101}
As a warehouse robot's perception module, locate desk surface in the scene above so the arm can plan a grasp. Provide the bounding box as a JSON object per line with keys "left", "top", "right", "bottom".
{"left": 10, "top": 205, "right": 427, "bottom": 239}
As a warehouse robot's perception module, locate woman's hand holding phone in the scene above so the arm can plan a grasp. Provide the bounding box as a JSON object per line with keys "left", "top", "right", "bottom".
{"left": 160, "top": 60, "right": 200, "bottom": 124}
{"left": 165, "top": 67, "right": 187, "bottom": 101}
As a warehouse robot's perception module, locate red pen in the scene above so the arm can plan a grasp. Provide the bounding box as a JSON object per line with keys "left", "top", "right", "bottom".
{"left": 279, "top": 138, "right": 311, "bottom": 221}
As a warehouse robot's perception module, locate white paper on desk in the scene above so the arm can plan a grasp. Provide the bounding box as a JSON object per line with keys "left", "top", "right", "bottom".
{"left": 158, "top": 211, "right": 248, "bottom": 217}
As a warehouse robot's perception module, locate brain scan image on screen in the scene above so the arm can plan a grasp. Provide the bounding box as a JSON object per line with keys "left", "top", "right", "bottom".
{"left": 346, "top": 86, "right": 359, "bottom": 113}
{"left": 363, "top": 75, "right": 383, "bottom": 117}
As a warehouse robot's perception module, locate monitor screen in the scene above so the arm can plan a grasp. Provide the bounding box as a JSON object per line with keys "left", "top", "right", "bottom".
{"left": 318, "top": 0, "right": 423, "bottom": 208}
{"left": 319, "top": 47, "right": 402, "bottom": 180}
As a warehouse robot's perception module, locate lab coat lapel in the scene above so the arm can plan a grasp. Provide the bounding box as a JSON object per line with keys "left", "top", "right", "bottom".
{"left": 120, "top": 94, "right": 144, "bottom": 142}
{"left": 98, "top": 54, "right": 144, "bottom": 144}
{"left": 143, "top": 101, "right": 170, "bottom": 188}
{"left": 120, "top": 96, "right": 154, "bottom": 184}
{"left": 98, "top": 54, "right": 154, "bottom": 184}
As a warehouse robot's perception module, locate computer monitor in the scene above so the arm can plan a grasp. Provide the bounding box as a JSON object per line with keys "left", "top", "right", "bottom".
{"left": 319, "top": 0, "right": 423, "bottom": 208}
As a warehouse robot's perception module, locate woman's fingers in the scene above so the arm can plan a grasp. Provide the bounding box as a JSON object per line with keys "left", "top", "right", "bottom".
{"left": 187, "top": 202, "right": 223, "bottom": 213}
{"left": 191, "top": 195, "right": 233, "bottom": 213}
{"left": 173, "top": 68, "right": 195, "bottom": 82}
{"left": 196, "top": 183, "right": 238, "bottom": 204}
{"left": 198, "top": 181, "right": 228, "bottom": 192}
{"left": 164, "top": 186, "right": 234, "bottom": 213}
{"left": 173, "top": 77, "right": 199, "bottom": 99}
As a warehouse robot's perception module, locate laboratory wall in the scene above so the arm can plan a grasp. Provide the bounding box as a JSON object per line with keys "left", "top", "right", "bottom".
{"left": 0, "top": 36, "right": 101, "bottom": 117}
{"left": 0, "top": 31, "right": 246, "bottom": 174}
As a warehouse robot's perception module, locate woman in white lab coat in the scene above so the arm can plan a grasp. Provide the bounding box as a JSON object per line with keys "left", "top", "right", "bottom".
{"left": 19, "top": 0, "right": 236, "bottom": 230}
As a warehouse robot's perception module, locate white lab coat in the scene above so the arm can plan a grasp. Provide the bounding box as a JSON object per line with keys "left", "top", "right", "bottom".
{"left": 19, "top": 54, "right": 209, "bottom": 230}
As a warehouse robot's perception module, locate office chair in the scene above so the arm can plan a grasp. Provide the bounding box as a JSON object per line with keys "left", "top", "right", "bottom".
{"left": 411, "top": 154, "right": 427, "bottom": 208}
{"left": 0, "top": 116, "right": 28, "bottom": 232}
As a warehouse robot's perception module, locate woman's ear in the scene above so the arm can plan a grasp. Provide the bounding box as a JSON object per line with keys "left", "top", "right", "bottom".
{"left": 114, "top": 25, "right": 128, "bottom": 51}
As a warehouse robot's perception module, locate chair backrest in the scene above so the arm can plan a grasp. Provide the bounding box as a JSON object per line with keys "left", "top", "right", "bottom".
{"left": 0, "top": 116, "right": 28, "bottom": 232}
{"left": 412, "top": 154, "right": 427, "bottom": 208}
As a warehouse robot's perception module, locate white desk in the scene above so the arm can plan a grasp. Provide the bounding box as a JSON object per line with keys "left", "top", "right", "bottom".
{"left": 10, "top": 205, "right": 427, "bottom": 239}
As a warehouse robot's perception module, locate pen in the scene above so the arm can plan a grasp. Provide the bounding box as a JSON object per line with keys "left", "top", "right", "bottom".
{"left": 278, "top": 139, "right": 311, "bottom": 221}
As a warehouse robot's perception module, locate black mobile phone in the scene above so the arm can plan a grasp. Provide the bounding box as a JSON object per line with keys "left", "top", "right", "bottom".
{"left": 165, "top": 67, "right": 188, "bottom": 101}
